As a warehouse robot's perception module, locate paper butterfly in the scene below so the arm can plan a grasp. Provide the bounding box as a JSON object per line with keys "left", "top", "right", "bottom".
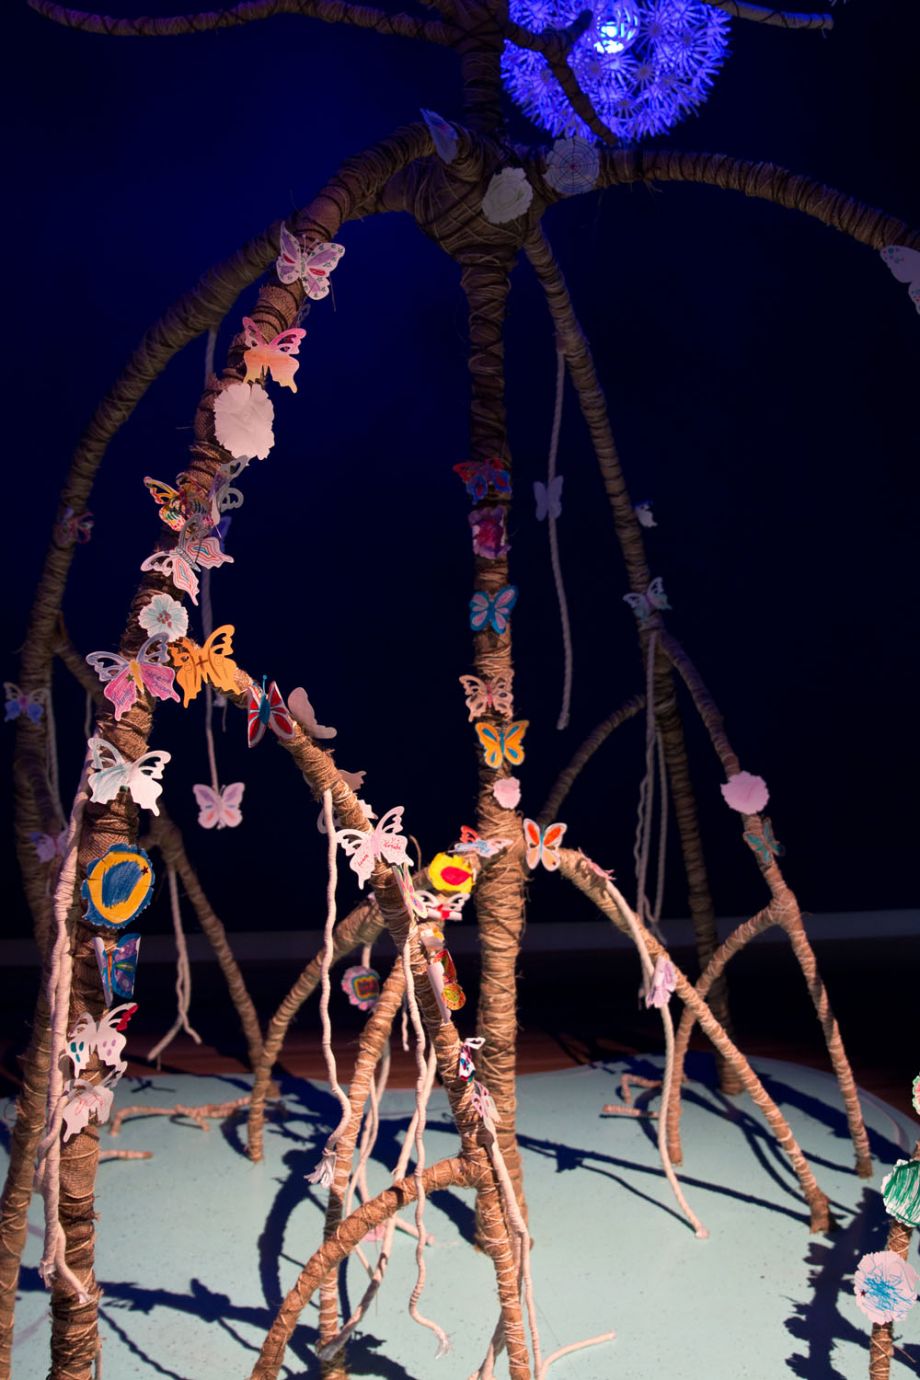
{"left": 87, "top": 737, "right": 171, "bottom": 815}
{"left": 241, "top": 316, "right": 307, "bottom": 392}
{"left": 144, "top": 474, "right": 214, "bottom": 535}
{"left": 534, "top": 475, "right": 563, "bottom": 521}
{"left": 458, "top": 672, "right": 514, "bottom": 722}
{"left": 634, "top": 500, "right": 656, "bottom": 529}
{"left": 62, "top": 1075, "right": 119, "bottom": 1143}
{"left": 420, "top": 107, "right": 459, "bottom": 164}
{"left": 623, "top": 576, "right": 670, "bottom": 624}
{"left": 246, "top": 678, "right": 296, "bottom": 748}
{"left": 643, "top": 955, "right": 676, "bottom": 1009}
{"left": 335, "top": 805, "right": 411, "bottom": 889}
{"left": 743, "top": 817, "right": 785, "bottom": 866}
{"left": 453, "top": 458, "right": 510, "bottom": 503}
{"left": 341, "top": 965, "right": 381, "bottom": 1012}
{"left": 475, "top": 719, "right": 528, "bottom": 770}
{"left": 55, "top": 506, "right": 94, "bottom": 545}
{"left": 458, "top": 1036, "right": 485, "bottom": 1081}
{"left": 193, "top": 782, "right": 245, "bottom": 829}
{"left": 317, "top": 796, "right": 376, "bottom": 835}
{"left": 276, "top": 224, "right": 345, "bottom": 300}
{"left": 288, "top": 687, "right": 337, "bottom": 739}
{"left": 471, "top": 1080, "right": 500, "bottom": 1123}
{"left": 415, "top": 889, "right": 469, "bottom": 923}
{"left": 81, "top": 843, "right": 156, "bottom": 928}
{"left": 86, "top": 635, "right": 180, "bottom": 721}
{"left": 393, "top": 861, "right": 427, "bottom": 918}
{"left": 140, "top": 530, "right": 233, "bottom": 606}
{"left": 30, "top": 829, "right": 67, "bottom": 864}
{"left": 523, "top": 818, "right": 567, "bottom": 871}
{"left": 211, "top": 457, "right": 249, "bottom": 515}
{"left": 469, "top": 585, "right": 518, "bottom": 635}
{"left": 66, "top": 1003, "right": 137, "bottom": 1078}
{"left": 880, "top": 245, "right": 920, "bottom": 314}
{"left": 93, "top": 934, "right": 141, "bottom": 1006}
{"left": 4, "top": 683, "right": 45, "bottom": 724}
{"left": 419, "top": 922, "right": 466, "bottom": 1018}
{"left": 454, "top": 826, "right": 510, "bottom": 859}
{"left": 168, "top": 626, "right": 238, "bottom": 707}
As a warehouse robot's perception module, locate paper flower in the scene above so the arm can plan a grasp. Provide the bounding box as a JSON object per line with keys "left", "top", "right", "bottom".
{"left": 341, "top": 966, "right": 381, "bottom": 1012}
{"left": 544, "top": 136, "right": 599, "bottom": 196}
{"left": 720, "top": 771, "right": 769, "bottom": 815}
{"left": 213, "top": 381, "right": 275, "bottom": 461}
{"left": 428, "top": 852, "right": 475, "bottom": 894}
{"left": 643, "top": 955, "right": 676, "bottom": 1009}
{"left": 138, "top": 593, "right": 189, "bottom": 643}
{"left": 854, "top": 1251, "right": 919, "bottom": 1324}
{"left": 481, "top": 168, "right": 533, "bottom": 226}
{"left": 493, "top": 776, "right": 522, "bottom": 810}
{"left": 469, "top": 506, "right": 510, "bottom": 560}
{"left": 305, "top": 1145, "right": 337, "bottom": 1189}
{"left": 881, "top": 1160, "right": 920, "bottom": 1229}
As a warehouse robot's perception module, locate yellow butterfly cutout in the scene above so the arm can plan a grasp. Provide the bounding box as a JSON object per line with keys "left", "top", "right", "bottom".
{"left": 168, "top": 626, "right": 239, "bottom": 707}
{"left": 474, "top": 719, "right": 528, "bottom": 770}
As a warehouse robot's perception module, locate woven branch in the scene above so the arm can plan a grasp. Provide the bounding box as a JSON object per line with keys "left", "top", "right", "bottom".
{"left": 538, "top": 694, "right": 645, "bottom": 825}
{"left": 868, "top": 1144, "right": 919, "bottom": 1380}
{"left": 700, "top": 0, "right": 832, "bottom": 27}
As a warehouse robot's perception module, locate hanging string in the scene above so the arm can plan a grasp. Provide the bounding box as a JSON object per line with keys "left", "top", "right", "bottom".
{"left": 633, "top": 633, "right": 664, "bottom": 942}
{"left": 43, "top": 687, "right": 65, "bottom": 828}
{"left": 650, "top": 730, "right": 669, "bottom": 932}
{"left": 147, "top": 865, "right": 203, "bottom": 1064}
{"left": 546, "top": 344, "right": 574, "bottom": 731}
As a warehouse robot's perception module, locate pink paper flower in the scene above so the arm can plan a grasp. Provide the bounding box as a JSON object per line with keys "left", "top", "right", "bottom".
{"left": 720, "top": 771, "right": 769, "bottom": 815}
{"left": 213, "top": 381, "right": 275, "bottom": 461}
{"left": 493, "top": 776, "right": 521, "bottom": 810}
{"left": 854, "top": 1250, "right": 919, "bottom": 1324}
{"left": 341, "top": 966, "right": 380, "bottom": 1012}
{"left": 469, "top": 506, "right": 510, "bottom": 560}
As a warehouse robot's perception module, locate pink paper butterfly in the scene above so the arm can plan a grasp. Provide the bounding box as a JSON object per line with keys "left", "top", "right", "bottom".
{"left": 534, "top": 475, "right": 563, "bottom": 521}
{"left": 140, "top": 530, "right": 233, "bottom": 606}
{"left": 30, "top": 829, "right": 67, "bottom": 864}
{"left": 241, "top": 317, "right": 306, "bottom": 393}
{"left": 61, "top": 1075, "right": 119, "bottom": 1143}
{"left": 86, "top": 635, "right": 180, "bottom": 721}
{"left": 335, "top": 806, "right": 411, "bottom": 889}
{"left": 458, "top": 672, "right": 514, "bottom": 722}
{"left": 193, "top": 782, "right": 245, "bottom": 829}
{"left": 276, "top": 225, "right": 345, "bottom": 301}
{"left": 523, "top": 818, "right": 567, "bottom": 871}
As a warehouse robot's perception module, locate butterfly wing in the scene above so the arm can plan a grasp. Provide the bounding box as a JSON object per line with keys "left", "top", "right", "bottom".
{"left": 111, "top": 934, "right": 141, "bottom": 1000}
{"left": 522, "top": 818, "right": 543, "bottom": 870}
{"left": 475, "top": 723, "right": 504, "bottom": 770}
{"left": 169, "top": 637, "right": 203, "bottom": 706}
{"left": 548, "top": 474, "right": 564, "bottom": 518}
{"left": 487, "top": 460, "right": 511, "bottom": 496}
{"left": 144, "top": 476, "right": 186, "bottom": 531}
{"left": 500, "top": 719, "right": 528, "bottom": 768}
{"left": 276, "top": 223, "right": 304, "bottom": 286}
{"left": 623, "top": 592, "right": 651, "bottom": 622}
{"left": 92, "top": 937, "right": 114, "bottom": 1006}
{"left": 375, "top": 806, "right": 410, "bottom": 869}
{"left": 200, "top": 626, "right": 238, "bottom": 694}
{"left": 218, "top": 782, "right": 245, "bottom": 828}
{"left": 469, "top": 591, "right": 492, "bottom": 632}
{"left": 539, "top": 821, "right": 567, "bottom": 870}
{"left": 489, "top": 673, "right": 515, "bottom": 719}
{"left": 880, "top": 245, "right": 920, "bottom": 289}
{"left": 193, "top": 783, "right": 221, "bottom": 828}
{"left": 265, "top": 681, "right": 295, "bottom": 740}
{"left": 103, "top": 665, "right": 139, "bottom": 721}
{"left": 763, "top": 818, "right": 785, "bottom": 857}
{"left": 288, "top": 687, "right": 337, "bottom": 739}
{"left": 743, "top": 829, "right": 770, "bottom": 865}
{"left": 647, "top": 576, "right": 670, "bottom": 611}
{"left": 458, "top": 675, "right": 489, "bottom": 721}
{"left": 301, "top": 241, "right": 345, "bottom": 300}
{"left": 335, "top": 827, "right": 376, "bottom": 888}
{"left": 489, "top": 585, "right": 518, "bottom": 635}
{"left": 534, "top": 481, "right": 549, "bottom": 522}
{"left": 246, "top": 684, "right": 266, "bottom": 747}
{"left": 452, "top": 461, "right": 486, "bottom": 502}
{"left": 126, "top": 750, "right": 171, "bottom": 815}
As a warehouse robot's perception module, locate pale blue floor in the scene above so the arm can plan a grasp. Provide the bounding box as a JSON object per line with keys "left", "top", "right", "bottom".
{"left": 6, "top": 1058, "right": 919, "bottom": 1379}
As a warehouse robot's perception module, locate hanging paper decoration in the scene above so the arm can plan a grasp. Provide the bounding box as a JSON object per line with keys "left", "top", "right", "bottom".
{"left": 61, "top": 1075, "right": 119, "bottom": 1142}
{"left": 481, "top": 167, "right": 533, "bottom": 226}
{"left": 420, "top": 107, "right": 459, "bottom": 164}
{"left": 428, "top": 852, "right": 474, "bottom": 894}
{"left": 241, "top": 317, "right": 307, "bottom": 392}
{"left": 140, "top": 529, "right": 233, "bottom": 606}
{"left": 317, "top": 796, "right": 376, "bottom": 835}
{"left": 419, "top": 921, "right": 466, "bottom": 1020}
{"left": 339, "top": 768, "right": 366, "bottom": 793}
{"left": 881, "top": 1160, "right": 920, "bottom": 1229}
{"left": 138, "top": 593, "right": 189, "bottom": 643}
{"left": 471, "top": 1080, "right": 500, "bottom": 1123}
{"left": 454, "top": 827, "right": 511, "bottom": 859}
{"left": 81, "top": 843, "right": 155, "bottom": 929}
{"left": 469, "top": 506, "right": 510, "bottom": 559}
{"left": 86, "top": 738, "right": 171, "bottom": 815}
{"left": 475, "top": 719, "right": 528, "bottom": 769}
{"left": 341, "top": 965, "right": 381, "bottom": 1012}
{"left": 623, "top": 576, "right": 670, "bottom": 624}
{"left": 853, "top": 1250, "right": 919, "bottom": 1324}
{"left": 416, "top": 889, "right": 470, "bottom": 922}
{"left": 213, "top": 381, "right": 276, "bottom": 461}
{"left": 721, "top": 772, "right": 769, "bottom": 815}
{"left": 643, "top": 954, "right": 677, "bottom": 1009}
{"left": 86, "top": 635, "right": 181, "bottom": 721}
{"left": 880, "top": 245, "right": 920, "bottom": 314}
{"left": 743, "top": 818, "right": 785, "bottom": 867}
{"left": 246, "top": 679, "right": 296, "bottom": 747}
{"left": 335, "top": 806, "right": 411, "bottom": 889}
{"left": 492, "top": 776, "right": 522, "bottom": 810}
{"left": 275, "top": 225, "right": 345, "bottom": 300}
{"left": 393, "top": 861, "right": 427, "bottom": 918}
{"left": 453, "top": 457, "right": 511, "bottom": 502}
{"left": 193, "top": 782, "right": 245, "bottom": 829}
{"left": 66, "top": 1004, "right": 137, "bottom": 1077}
{"left": 212, "top": 457, "right": 249, "bottom": 515}
{"left": 458, "top": 672, "right": 514, "bottom": 722}
{"left": 144, "top": 473, "right": 215, "bottom": 535}
{"left": 634, "top": 500, "right": 656, "bottom": 528}
{"left": 93, "top": 934, "right": 141, "bottom": 1006}
{"left": 458, "top": 1037, "right": 485, "bottom": 1081}
{"left": 3, "top": 683, "right": 45, "bottom": 724}
{"left": 523, "top": 818, "right": 567, "bottom": 870}
{"left": 54, "top": 506, "right": 94, "bottom": 546}
{"left": 30, "top": 829, "right": 67, "bottom": 864}
{"left": 288, "top": 687, "right": 337, "bottom": 739}
{"left": 168, "top": 626, "right": 239, "bottom": 707}
{"left": 469, "top": 586, "right": 518, "bottom": 635}
{"left": 544, "top": 135, "right": 600, "bottom": 196}
{"left": 534, "top": 475, "right": 563, "bottom": 521}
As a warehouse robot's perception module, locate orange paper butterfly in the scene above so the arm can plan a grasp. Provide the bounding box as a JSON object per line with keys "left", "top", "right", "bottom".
{"left": 523, "top": 818, "right": 567, "bottom": 871}
{"left": 241, "top": 317, "right": 306, "bottom": 392}
{"left": 168, "top": 626, "right": 239, "bottom": 707}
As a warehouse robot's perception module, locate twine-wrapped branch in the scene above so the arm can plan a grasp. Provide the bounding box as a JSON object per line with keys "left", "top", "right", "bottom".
{"left": 868, "top": 1142, "right": 919, "bottom": 1380}
{"left": 699, "top": 0, "right": 833, "bottom": 26}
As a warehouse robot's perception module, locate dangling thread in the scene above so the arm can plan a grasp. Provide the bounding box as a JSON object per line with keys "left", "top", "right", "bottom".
{"left": 201, "top": 570, "right": 221, "bottom": 795}
{"left": 633, "top": 633, "right": 666, "bottom": 943}
{"left": 147, "top": 865, "right": 203, "bottom": 1064}
{"left": 43, "top": 687, "right": 65, "bottom": 828}
{"left": 545, "top": 344, "right": 574, "bottom": 731}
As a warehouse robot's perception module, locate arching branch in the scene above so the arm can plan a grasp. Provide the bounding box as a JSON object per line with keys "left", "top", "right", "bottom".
{"left": 538, "top": 694, "right": 645, "bottom": 825}
{"left": 700, "top": 0, "right": 832, "bottom": 27}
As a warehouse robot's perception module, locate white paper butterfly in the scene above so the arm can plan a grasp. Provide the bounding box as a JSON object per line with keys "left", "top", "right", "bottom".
{"left": 534, "top": 475, "right": 564, "bottom": 521}
{"left": 193, "top": 782, "right": 244, "bottom": 829}
{"left": 458, "top": 672, "right": 514, "bottom": 722}
{"left": 880, "top": 245, "right": 920, "bottom": 314}
{"left": 66, "top": 1004, "right": 136, "bottom": 1078}
{"left": 276, "top": 225, "right": 345, "bottom": 301}
{"left": 288, "top": 687, "right": 337, "bottom": 739}
{"left": 87, "top": 736, "right": 171, "bottom": 815}
{"left": 62, "top": 1074, "right": 119, "bottom": 1142}
{"left": 623, "top": 576, "right": 670, "bottom": 624}
{"left": 415, "top": 890, "right": 469, "bottom": 923}
{"left": 212, "top": 457, "right": 249, "bottom": 514}
{"left": 335, "top": 806, "right": 411, "bottom": 888}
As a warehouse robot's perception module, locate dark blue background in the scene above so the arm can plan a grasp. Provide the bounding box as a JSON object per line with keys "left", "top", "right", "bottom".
{"left": 4, "top": 0, "right": 918, "bottom": 936}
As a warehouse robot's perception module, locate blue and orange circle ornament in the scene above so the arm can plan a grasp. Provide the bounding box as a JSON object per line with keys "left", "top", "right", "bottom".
{"left": 81, "top": 843, "right": 155, "bottom": 930}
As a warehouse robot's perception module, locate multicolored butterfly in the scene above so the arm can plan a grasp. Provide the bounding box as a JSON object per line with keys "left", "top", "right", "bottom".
{"left": 534, "top": 475, "right": 563, "bottom": 521}
{"left": 475, "top": 719, "right": 528, "bottom": 770}
{"left": 880, "top": 245, "right": 920, "bottom": 314}
{"left": 523, "top": 818, "right": 567, "bottom": 871}
{"left": 81, "top": 843, "right": 156, "bottom": 928}
{"left": 458, "top": 672, "right": 514, "bottom": 722}
{"left": 140, "top": 530, "right": 233, "bottom": 606}
{"left": 275, "top": 224, "right": 345, "bottom": 300}
{"left": 469, "top": 505, "right": 510, "bottom": 559}
{"left": 623, "top": 576, "right": 670, "bottom": 624}
{"left": 453, "top": 457, "right": 511, "bottom": 503}
{"left": 469, "top": 585, "right": 518, "bottom": 635}
{"left": 54, "top": 506, "right": 94, "bottom": 545}
{"left": 87, "top": 737, "right": 171, "bottom": 815}
{"left": 335, "top": 806, "right": 411, "bottom": 889}
{"left": 168, "top": 626, "right": 238, "bottom": 707}
{"left": 419, "top": 922, "right": 466, "bottom": 1018}
{"left": 86, "top": 635, "right": 180, "bottom": 721}
{"left": 193, "top": 782, "right": 245, "bottom": 829}
{"left": 246, "top": 678, "right": 296, "bottom": 748}
{"left": 288, "top": 687, "right": 337, "bottom": 739}
{"left": 743, "top": 817, "right": 785, "bottom": 867}
{"left": 4, "top": 683, "right": 46, "bottom": 724}
{"left": 144, "top": 474, "right": 215, "bottom": 535}
{"left": 454, "top": 826, "right": 510, "bottom": 859}
{"left": 241, "top": 317, "right": 307, "bottom": 392}
{"left": 458, "top": 1036, "right": 485, "bottom": 1081}
{"left": 92, "top": 933, "right": 141, "bottom": 1006}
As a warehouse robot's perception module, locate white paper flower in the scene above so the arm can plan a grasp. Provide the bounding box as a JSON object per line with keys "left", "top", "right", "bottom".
{"left": 481, "top": 168, "right": 534, "bottom": 226}
{"left": 544, "top": 136, "right": 600, "bottom": 196}
{"left": 213, "top": 382, "right": 275, "bottom": 461}
{"left": 138, "top": 593, "right": 189, "bottom": 642}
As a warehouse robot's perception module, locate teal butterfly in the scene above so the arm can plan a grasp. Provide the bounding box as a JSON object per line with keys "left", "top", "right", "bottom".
{"left": 743, "top": 818, "right": 784, "bottom": 866}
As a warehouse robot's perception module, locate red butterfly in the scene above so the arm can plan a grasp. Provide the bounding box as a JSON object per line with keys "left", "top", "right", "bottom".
{"left": 247, "top": 678, "right": 296, "bottom": 748}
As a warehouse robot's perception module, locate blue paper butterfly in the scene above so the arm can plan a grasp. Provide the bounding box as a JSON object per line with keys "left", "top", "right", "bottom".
{"left": 743, "top": 818, "right": 785, "bottom": 866}
{"left": 92, "top": 933, "right": 141, "bottom": 1006}
{"left": 469, "top": 586, "right": 518, "bottom": 636}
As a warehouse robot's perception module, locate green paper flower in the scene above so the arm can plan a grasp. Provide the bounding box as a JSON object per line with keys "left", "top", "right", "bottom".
{"left": 881, "top": 1159, "right": 920, "bottom": 1229}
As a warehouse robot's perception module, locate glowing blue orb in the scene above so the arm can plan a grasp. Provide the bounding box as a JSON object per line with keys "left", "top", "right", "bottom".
{"left": 502, "top": 0, "right": 730, "bottom": 143}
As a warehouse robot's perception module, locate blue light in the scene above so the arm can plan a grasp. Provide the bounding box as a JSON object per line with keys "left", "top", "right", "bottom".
{"left": 502, "top": 0, "right": 730, "bottom": 143}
